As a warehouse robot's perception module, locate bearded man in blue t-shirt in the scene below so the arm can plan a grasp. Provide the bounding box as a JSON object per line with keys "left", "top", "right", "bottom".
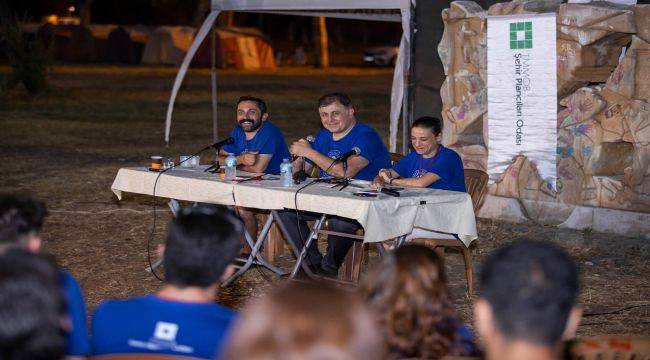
{"left": 278, "top": 93, "right": 391, "bottom": 277}
{"left": 217, "top": 96, "right": 290, "bottom": 244}
{"left": 91, "top": 205, "right": 243, "bottom": 360}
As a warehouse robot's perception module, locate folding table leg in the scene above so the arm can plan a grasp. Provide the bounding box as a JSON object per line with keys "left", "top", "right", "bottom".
{"left": 289, "top": 214, "right": 327, "bottom": 279}
{"left": 221, "top": 214, "right": 286, "bottom": 287}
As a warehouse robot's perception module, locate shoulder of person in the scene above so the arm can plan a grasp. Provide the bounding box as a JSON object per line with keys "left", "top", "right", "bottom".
{"left": 440, "top": 146, "right": 462, "bottom": 160}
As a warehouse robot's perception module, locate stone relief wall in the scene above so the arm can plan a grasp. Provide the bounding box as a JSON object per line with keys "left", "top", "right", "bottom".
{"left": 437, "top": 0, "right": 650, "bottom": 228}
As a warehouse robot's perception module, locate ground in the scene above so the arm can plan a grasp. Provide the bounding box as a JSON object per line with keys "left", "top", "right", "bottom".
{"left": 0, "top": 65, "right": 648, "bottom": 338}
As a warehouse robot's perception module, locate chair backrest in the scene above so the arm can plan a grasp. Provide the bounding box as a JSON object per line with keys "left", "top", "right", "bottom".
{"left": 464, "top": 169, "right": 489, "bottom": 212}
{"left": 567, "top": 335, "right": 650, "bottom": 360}
{"left": 390, "top": 152, "right": 404, "bottom": 165}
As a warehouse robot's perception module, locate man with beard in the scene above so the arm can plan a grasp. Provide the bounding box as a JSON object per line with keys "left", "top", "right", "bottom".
{"left": 218, "top": 96, "right": 290, "bottom": 242}
{"left": 279, "top": 93, "right": 391, "bottom": 277}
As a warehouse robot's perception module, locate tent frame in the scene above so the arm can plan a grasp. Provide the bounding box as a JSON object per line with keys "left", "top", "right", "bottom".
{"left": 165, "top": 0, "right": 414, "bottom": 154}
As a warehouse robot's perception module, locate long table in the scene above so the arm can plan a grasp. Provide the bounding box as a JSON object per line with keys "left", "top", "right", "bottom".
{"left": 111, "top": 166, "right": 478, "bottom": 283}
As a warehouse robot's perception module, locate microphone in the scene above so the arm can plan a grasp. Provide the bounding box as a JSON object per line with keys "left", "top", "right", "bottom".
{"left": 291, "top": 135, "right": 315, "bottom": 162}
{"left": 204, "top": 137, "right": 234, "bottom": 151}
{"left": 292, "top": 135, "right": 315, "bottom": 184}
{"left": 335, "top": 147, "right": 361, "bottom": 163}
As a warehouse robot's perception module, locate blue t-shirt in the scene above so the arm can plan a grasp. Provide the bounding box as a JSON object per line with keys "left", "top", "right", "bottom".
{"left": 60, "top": 271, "right": 90, "bottom": 356}
{"left": 91, "top": 295, "right": 236, "bottom": 360}
{"left": 311, "top": 121, "right": 391, "bottom": 181}
{"left": 222, "top": 121, "right": 290, "bottom": 175}
{"left": 391, "top": 146, "right": 466, "bottom": 192}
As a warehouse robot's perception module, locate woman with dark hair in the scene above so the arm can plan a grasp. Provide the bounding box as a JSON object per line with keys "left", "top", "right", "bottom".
{"left": 362, "top": 244, "right": 477, "bottom": 359}
{"left": 372, "top": 116, "right": 465, "bottom": 192}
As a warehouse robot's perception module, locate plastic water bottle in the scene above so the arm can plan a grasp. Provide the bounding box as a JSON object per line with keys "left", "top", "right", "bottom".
{"left": 280, "top": 158, "right": 293, "bottom": 187}
{"left": 225, "top": 154, "right": 237, "bottom": 180}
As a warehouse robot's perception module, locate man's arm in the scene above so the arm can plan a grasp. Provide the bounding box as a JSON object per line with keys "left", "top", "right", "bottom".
{"left": 240, "top": 154, "right": 272, "bottom": 174}
{"left": 304, "top": 149, "right": 369, "bottom": 179}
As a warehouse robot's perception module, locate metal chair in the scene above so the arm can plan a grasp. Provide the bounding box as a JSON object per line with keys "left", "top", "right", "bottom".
{"left": 410, "top": 169, "right": 488, "bottom": 296}
{"left": 566, "top": 334, "right": 650, "bottom": 360}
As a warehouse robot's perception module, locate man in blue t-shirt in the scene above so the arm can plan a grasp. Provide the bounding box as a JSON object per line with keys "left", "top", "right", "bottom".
{"left": 0, "top": 194, "right": 90, "bottom": 358}
{"left": 92, "top": 205, "right": 243, "bottom": 360}
{"left": 279, "top": 93, "right": 391, "bottom": 277}
{"left": 218, "top": 96, "right": 291, "bottom": 241}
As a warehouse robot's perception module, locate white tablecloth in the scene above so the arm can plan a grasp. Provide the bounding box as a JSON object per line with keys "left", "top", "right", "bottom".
{"left": 111, "top": 166, "right": 478, "bottom": 245}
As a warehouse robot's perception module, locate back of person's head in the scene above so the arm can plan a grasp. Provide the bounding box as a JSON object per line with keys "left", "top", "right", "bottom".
{"left": 222, "top": 281, "right": 385, "bottom": 360}
{"left": 411, "top": 116, "right": 443, "bottom": 136}
{"left": 163, "top": 205, "right": 243, "bottom": 288}
{"left": 0, "top": 194, "right": 47, "bottom": 251}
{"left": 362, "top": 244, "right": 468, "bottom": 359}
{"left": 478, "top": 239, "right": 580, "bottom": 347}
{"left": 318, "top": 92, "right": 353, "bottom": 108}
{"left": 0, "top": 249, "right": 67, "bottom": 360}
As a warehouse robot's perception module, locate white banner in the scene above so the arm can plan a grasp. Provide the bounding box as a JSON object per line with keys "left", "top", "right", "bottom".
{"left": 487, "top": 14, "right": 557, "bottom": 189}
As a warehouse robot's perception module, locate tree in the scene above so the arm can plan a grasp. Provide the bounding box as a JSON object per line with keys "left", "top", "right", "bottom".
{"left": 313, "top": 16, "right": 329, "bottom": 68}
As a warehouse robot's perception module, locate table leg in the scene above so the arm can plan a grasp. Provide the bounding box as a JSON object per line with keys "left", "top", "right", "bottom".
{"left": 222, "top": 214, "right": 286, "bottom": 287}
{"left": 289, "top": 213, "right": 327, "bottom": 279}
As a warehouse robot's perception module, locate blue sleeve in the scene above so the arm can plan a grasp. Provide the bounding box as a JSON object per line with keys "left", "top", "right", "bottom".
{"left": 61, "top": 272, "right": 90, "bottom": 356}
{"left": 391, "top": 154, "right": 411, "bottom": 178}
{"left": 307, "top": 130, "right": 328, "bottom": 166}
{"left": 352, "top": 131, "right": 381, "bottom": 163}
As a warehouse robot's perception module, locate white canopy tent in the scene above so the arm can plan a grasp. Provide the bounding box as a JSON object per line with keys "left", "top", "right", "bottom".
{"left": 165, "top": 0, "right": 414, "bottom": 153}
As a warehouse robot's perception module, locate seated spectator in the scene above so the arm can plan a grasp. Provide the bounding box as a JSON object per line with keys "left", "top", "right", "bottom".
{"left": 222, "top": 281, "right": 385, "bottom": 360}
{"left": 0, "top": 249, "right": 68, "bottom": 360}
{"left": 0, "top": 194, "right": 90, "bottom": 358}
{"left": 362, "top": 244, "right": 477, "bottom": 359}
{"left": 475, "top": 239, "right": 581, "bottom": 360}
{"left": 91, "top": 205, "right": 242, "bottom": 360}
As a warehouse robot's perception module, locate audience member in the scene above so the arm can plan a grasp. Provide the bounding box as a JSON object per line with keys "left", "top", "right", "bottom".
{"left": 91, "top": 205, "right": 243, "bottom": 359}
{"left": 475, "top": 239, "right": 581, "bottom": 360}
{"left": 0, "top": 194, "right": 90, "bottom": 357}
{"left": 0, "top": 249, "right": 68, "bottom": 360}
{"left": 222, "top": 281, "right": 385, "bottom": 360}
{"left": 362, "top": 244, "right": 477, "bottom": 359}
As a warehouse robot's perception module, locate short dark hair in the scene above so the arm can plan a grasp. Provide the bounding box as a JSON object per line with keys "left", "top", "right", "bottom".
{"left": 480, "top": 239, "right": 579, "bottom": 346}
{"left": 411, "top": 116, "right": 443, "bottom": 136}
{"left": 0, "top": 194, "right": 47, "bottom": 246}
{"left": 163, "top": 205, "right": 243, "bottom": 287}
{"left": 318, "top": 92, "right": 353, "bottom": 108}
{"left": 237, "top": 96, "right": 267, "bottom": 115}
{"left": 0, "top": 249, "right": 67, "bottom": 360}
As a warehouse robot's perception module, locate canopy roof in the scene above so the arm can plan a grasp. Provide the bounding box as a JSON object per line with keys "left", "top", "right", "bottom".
{"left": 166, "top": 0, "right": 413, "bottom": 152}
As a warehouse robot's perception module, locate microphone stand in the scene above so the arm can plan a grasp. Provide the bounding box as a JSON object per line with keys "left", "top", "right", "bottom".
{"left": 204, "top": 144, "right": 228, "bottom": 174}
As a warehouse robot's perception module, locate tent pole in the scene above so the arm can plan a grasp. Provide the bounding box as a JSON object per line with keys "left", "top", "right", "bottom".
{"left": 402, "top": 2, "right": 415, "bottom": 155}
{"left": 211, "top": 21, "right": 218, "bottom": 142}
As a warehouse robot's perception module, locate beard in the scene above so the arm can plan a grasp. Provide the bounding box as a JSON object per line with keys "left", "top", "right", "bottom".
{"left": 238, "top": 118, "right": 262, "bottom": 132}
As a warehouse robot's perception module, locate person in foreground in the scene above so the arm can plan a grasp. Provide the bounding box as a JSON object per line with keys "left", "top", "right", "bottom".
{"left": 279, "top": 92, "right": 391, "bottom": 277}
{"left": 475, "top": 239, "right": 582, "bottom": 360}
{"left": 222, "top": 281, "right": 385, "bottom": 360}
{"left": 0, "top": 194, "right": 90, "bottom": 358}
{"left": 372, "top": 116, "right": 465, "bottom": 192}
{"left": 0, "top": 250, "right": 68, "bottom": 360}
{"left": 91, "top": 205, "right": 243, "bottom": 360}
{"left": 218, "top": 96, "right": 291, "bottom": 241}
{"left": 362, "top": 244, "right": 478, "bottom": 359}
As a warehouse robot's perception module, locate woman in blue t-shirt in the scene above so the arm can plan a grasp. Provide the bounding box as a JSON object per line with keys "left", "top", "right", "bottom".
{"left": 372, "top": 116, "right": 466, "bottom": 192}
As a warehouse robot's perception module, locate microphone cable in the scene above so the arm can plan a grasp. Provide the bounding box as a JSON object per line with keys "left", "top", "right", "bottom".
{"left": 146, "top": 145, "right": 218, "bottom": 282}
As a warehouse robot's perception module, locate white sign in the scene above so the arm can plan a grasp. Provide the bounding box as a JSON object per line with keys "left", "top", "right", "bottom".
{"left": 487, "top": 14, "right": 557, "bottom": 189}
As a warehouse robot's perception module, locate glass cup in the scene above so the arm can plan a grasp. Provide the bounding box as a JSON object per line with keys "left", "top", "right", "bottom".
{"left": 163, "top": 158, "right": 174, "bottom": 170}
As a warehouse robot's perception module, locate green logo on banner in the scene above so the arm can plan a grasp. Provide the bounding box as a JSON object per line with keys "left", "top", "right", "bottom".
{"left": 509, "top": 21, "right": 532, "bottom": 49}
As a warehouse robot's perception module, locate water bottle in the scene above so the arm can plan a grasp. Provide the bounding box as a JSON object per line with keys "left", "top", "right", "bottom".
{"left": 280, "top": 158, "right": 293, "bottom": 187}
{"left": 225, "top": 154, "right": 237, "bottom": 180}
